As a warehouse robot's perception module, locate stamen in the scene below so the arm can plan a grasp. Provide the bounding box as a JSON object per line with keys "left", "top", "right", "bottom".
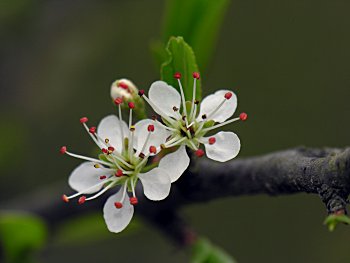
{"left": 130, "top": 179, "right": 136, "bottom": 197}
{"left": 81, "top": 122, "right": 103, "bottom": 149}
{"left": 89, "top": 127, "right": 97, "bottom": 134}
{"left": 189, "top": 73, "right": 198, "bottom": 120}
{"left": 65, "top": 179, "right": 111, "bottom": 200}
{"left": 164, "top": 137, "right": 187, "bottom": 148}
{"left": 114, "top": 97, "right": 123, "bottom": 105}
{"left": 60, "top": 146, "right": 67, "bottom": 154}
{"left": 147, "top": 124, "right": 154, "bottom": 132}
{"left": 176, "top": 78, "right": 189, "bottom": 127}
{"left": 195, "top": 149, "right": 205, "bottom": 157}
{"left": 239, "top": 112, "right": 248, "bottom": 121}
{"left": 201, "top": 117, "right": 240, "bottom": 133}
{"left": 62, "top": 194, "right": 69, "bottom": 203}
{"left": 63, "top": 149, "right": 112, "bottom": 167}
{"left": 138, "top": 90, "right": 145, "bottom": 96}
{"left": 78, "top": 196, "right": 86, "bottom": 204}
{"left": 115, "top": 169, "right": 123, "bottom": 177}
{"left": 80, "top": 117, "right": 88, "bottom": 123}
{"left": 130, "top": 197, "right": 138, "bottom": 205}
{"left": 118, "top": 104, "right": 125, "bottom": 149}
{"left": 208, "top": 137, "right": 216, "bottom": 145}
{"left": 102, "top": 148, "right": 108, "bottom": 154}
{"left": 94, "top": 164, "right": 100, "bottom": 168}
{"left": 118, "top": 81, "right": 129, "bottom": 90}
{"left": 100, "top": 175, "right": 107, "bottom": 180}
{"left": 139, "top": 131, "right": 151, "bottom": 155}
{"left": 224, "top": 92, "right": 233, "bottom": 100}
{"left": 85, "top": 181, "right": 116, "bottom": 201}
{"left": 206, "top": 98, "right": 226, "bottom": 120}
{"left": 174, "top": 72, "right": 181, "bottom": 79}
{"left": 149, "top": 145, "right": 157, "bottom": 154}
{"left": 128, "top": 102, "right": 135, "bottom": 109}
{"left": 114, "top": 202, "right": 123, "bottom": 209}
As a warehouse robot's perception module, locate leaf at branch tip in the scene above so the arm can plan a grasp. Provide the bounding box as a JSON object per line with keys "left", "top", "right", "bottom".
{"left": 323, "top": 213, "right": 350, "bottom": 232}
{"left": 191, "top": 237, "right": 237, "bottom": 263}
{"left": 161, "top": 36, "right": 202, "bottom": 102}
{"left": 0, "top": 212, "right": 48, "bottom": 263}
{"left": 161, "top": 0, "right": 230, "bottom": 71}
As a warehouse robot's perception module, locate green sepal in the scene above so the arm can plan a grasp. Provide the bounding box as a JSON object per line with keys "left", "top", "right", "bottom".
{"left": 324, "top": 213, "right": 350, "bottom": 232}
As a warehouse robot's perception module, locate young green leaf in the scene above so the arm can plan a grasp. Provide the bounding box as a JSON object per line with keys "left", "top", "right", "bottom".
{"left": 160, "top": 0, "right": 230, "bottom": 71}
{"left": 161, "top": 36, "right": 202, "bottom": 101}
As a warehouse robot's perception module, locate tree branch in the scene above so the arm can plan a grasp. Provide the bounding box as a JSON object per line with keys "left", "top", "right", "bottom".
{"left": 2, "top": 147, "right": 350, "bottom": 246}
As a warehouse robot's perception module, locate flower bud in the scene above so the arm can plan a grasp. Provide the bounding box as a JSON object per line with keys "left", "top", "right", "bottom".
{"left": 110, "top": 78, "right": 146, "bottom": 118}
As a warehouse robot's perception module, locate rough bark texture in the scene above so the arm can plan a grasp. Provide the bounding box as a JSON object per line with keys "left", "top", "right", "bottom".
{"left": 1, "top": 147, "right": 350, "bottom": 246}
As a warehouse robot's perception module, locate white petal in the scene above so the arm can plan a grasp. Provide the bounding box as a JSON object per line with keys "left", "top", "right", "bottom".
{"left": 103, "top": 188, "right": 134, "bottom": 233}
{"left": 198, "top": 90, "right": 237, "bottom": 123}
{"left": 133, "top": 119, "right": 171, "bottom": 155}
{"left": 97, "top": 115, "right": 129, "bottom": 153}
{"left": 138, "top": 168, "right": 171, "bottom": 201}
{"left": 68, "top": 162, "right": 110, "bottom": 194}
{"left": 149, "top": 81, "right": 181, "bottom": 119}
{"left": 204, "top": 131, "right": 240, "bottom": 162}
{"left": 158, "top": 145, "right": 190, "bottom": 183}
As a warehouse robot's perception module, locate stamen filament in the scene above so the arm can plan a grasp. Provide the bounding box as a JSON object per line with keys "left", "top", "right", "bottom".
{"left": 130, "top": 178, "right": 136, "bottom": 197}
{"left": 139, "top": 132, "right": 151, "bottom": 155}
{"left": 201, "top": 117, "right": 240, "bottom": 133}
{"left": 85, "top": 181, "right": 117, "bottom": 201}
{"left": 66, "top": 179, "right": 112, "bottom": 199}
{"left": 120, "top": 182, "right": 128, "bottom": 203}
{"left": 82, "top": 123, "right": 103, "bottom": 148}
{"left": 164, "top": 137, "right": 187, "bottom": 148}
{"left": 189, "top": 78, "right": 197, "bottom": 121}
{"left": 65, "top": 151, "right": 112, "bottom": 167}
{"left": 187, "top": 139, "right": 198, "bottom": 150}
{"left": 177, "top": 79, "right": 189, "bottom": 127}
{"left": 206, "top": 98, "right": 226, "bottom": 120}
{"left": 118, "top": 105, "right": 125, "bottom": 149}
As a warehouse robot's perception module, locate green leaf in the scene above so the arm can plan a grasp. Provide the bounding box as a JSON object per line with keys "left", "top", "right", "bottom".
{"left": 324, "top": 213, "right": 350, "bottom": 232}
{"left": 161, "top": 36, "right": 202, "bottom": 101}
{"left": 191, "top": 238, "right": 237, "bottom": 263}
{"left": 160, "top": 0, "right": 230, "bottom": 71}
{"left": 0, "top": 212, "right": 48, "bottom": 263}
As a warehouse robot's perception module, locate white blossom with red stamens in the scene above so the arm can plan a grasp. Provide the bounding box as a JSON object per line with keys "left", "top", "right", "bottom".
{"left": 60, "top": 102, "right": 172, "bottom": 233}
{"left": 139, "top": 72, "right": 247, "bottom": 182}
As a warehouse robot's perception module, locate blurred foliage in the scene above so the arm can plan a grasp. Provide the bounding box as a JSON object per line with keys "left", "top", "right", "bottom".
{"left": 151, "top": 0, "right": 230, "bottom": 72}
{"left": 191, "top": 238, "right": 236, "bottom": 263}
{"left": 161, "top": 36, "right": 202, "bottom": 101}
{"left": 55, "top": 212, "right": 140, "bottom": 245}
{"left": 0, "top": 212, "right": 47, "bottom": 263}
{"left": 324, "top": 213, "right": 350, "bottom": 232}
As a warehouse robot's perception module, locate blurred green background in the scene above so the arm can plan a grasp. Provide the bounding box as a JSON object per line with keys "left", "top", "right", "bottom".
{"left": 0, "top": 0, "right": 349, "bottom": 262}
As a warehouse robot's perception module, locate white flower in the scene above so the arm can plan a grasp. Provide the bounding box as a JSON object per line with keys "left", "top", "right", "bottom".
{"left": 60, "top": 100, "right": 172, "bottom": 233}
{"left": 139, "top": 72, "right": 247, "bottom": 182}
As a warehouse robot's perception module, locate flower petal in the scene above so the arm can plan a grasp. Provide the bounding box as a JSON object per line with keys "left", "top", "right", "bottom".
{"left": 97, "top": 115, "right": 129, "bottom": 153}
{"left": 149, "top": 81, "right": 181, "bottom": 119}
{"left": 198, "top": 90, "right": 237, "bottom": 123}
{"left": 138, "top": 168, "right": 171, "bottom": 201}
{"left": 203, "top": 131, "right": 240, "bottom": 162}
{"left": 103, "top": 188, "right": 134, "bottom": 233}
{"left": 133, "top": 119, "right": 171, "bottom": 155}
{"left": 68, "top": 162, "right": 110, "bottom": 194}
{"left": 159, "top": 145, "right": 190, "bottom": 183}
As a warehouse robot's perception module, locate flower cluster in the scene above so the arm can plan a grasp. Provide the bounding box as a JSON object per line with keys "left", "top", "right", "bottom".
{"left": 60, "top": 75, "right": 247, "bottom": 233}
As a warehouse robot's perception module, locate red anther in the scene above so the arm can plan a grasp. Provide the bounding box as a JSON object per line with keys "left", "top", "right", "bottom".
{"left": 60, "top": 146, "right": 67, "bottom": 154}
{"left": 89, "top": 126, "right": 96, "bottom": 133}
{"left": 195, "top": 149, "right": 205, "bottom": 157}
{"left": 128, "top": 102, "right": 135, "bottom": 109}
{"left": 193, "top": 72, "right": 200, "bottom": 79}
{"left": 115, "top": 169, "right": 123, "bottom": 177}
{"left": 118, "top": 82, "right": 128, "bottom": 90}
{"left": 147, "top": 124, "right": 155, "bottom": 132}
{"left": 108, "top": 146, "right": 115, "bottom": 152}
{"left": 114, "top": 202, "right": 123, "bottom": 209}
{"left": 100, "top": 175, "right": 107, "bottom": 180}
{"left": 130, "top": 197, "right": 138, "bottom": 205}
{"left": 114, "top": 97, "right": 123, "bottom": 105}
{"left": 62, "top": 194, "right": 69, "bottom": 203}
{"left": 208, "top": 137, "right": 216, "bottom": 145}
{"left": 102, "top": 148, "right": 108, "bottom": 154}
{"left": 224, "top": 92, "right": 233, "bottom": 100}
{"left": 138, "top": 90, "right": 145, "bottom": 96}
{"left": 239, "top": 112, "right": 248, "bottom": 121}
{"left": 149, "top": 145, "right": 157, "bottom": 154}
{"left": 78, "top": 196, "right": 86, "bottom": 205}
{"left": 174, "top": 72, "right": 181, "bottom": 79}
{"left": 80, "top": 117, "right": 88, "bottom": 123}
